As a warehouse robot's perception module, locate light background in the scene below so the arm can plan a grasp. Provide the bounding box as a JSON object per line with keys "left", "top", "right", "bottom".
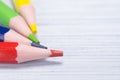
{"left": 0, "top": 0, "right": 120, "bottom": 80}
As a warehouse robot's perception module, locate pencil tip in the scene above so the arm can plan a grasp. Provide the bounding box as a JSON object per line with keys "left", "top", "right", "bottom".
{"left": 50, "top": 50, "right": 63, "bottom": 57}
{"left": 31, "top": 42, "right": 48, "bottom": 49}
{"left": 30, "top": 24, "right": 38, "bottom": 34}
{"left": 28, "top": 33, "right": 40, "bottom": 44}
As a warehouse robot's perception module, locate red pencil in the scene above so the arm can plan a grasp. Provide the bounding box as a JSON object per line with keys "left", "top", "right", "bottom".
{"left": 0, "top": 42, "right": 63, "bottom": 64}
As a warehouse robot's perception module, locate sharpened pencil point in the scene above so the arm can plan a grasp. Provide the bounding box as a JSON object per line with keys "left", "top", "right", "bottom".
{"left": 31, "top": 42, "right": 48, "bottom": 49}
{"left": 30, "top": 24, "right": 37, "bottom": 34}
{"left": 50, "top": 50, "right": 63, "bottom": 57}
{"left": 28, "top": 33, "right": 40, "bottom": 44}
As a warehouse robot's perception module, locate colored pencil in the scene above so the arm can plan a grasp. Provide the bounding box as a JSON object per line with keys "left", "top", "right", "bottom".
{"left": 0, "top": 42, "right": 63, "bottom": 63}
{"left": 0, "top": 26, "right": 47, "bottom": 49}
{"left": 13, "top": 0, "right": 38, "bottom": 34}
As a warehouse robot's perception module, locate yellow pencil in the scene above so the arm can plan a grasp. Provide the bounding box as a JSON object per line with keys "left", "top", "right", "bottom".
{"left": 13, "top": 0, "right": 38, "bottom": 34}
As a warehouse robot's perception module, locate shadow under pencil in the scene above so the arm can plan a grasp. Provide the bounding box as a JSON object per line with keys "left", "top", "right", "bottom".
{"left": 0, "top": 59, "right": 63, "bottom": 69}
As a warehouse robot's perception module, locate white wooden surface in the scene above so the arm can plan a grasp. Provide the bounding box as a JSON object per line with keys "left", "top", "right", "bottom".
{"left": 0, "top": 0, "right": 120, "bottom": 80}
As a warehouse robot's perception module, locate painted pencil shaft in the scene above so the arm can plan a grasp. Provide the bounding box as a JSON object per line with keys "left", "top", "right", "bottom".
{"left": 0, "top": 42, "right": 63, "bottom": 63}
{"left": 13, "top": 0, "right": 37, "bottom": 34}
{"left": 0, "top": 0, "right": 39, "bottom": 43}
